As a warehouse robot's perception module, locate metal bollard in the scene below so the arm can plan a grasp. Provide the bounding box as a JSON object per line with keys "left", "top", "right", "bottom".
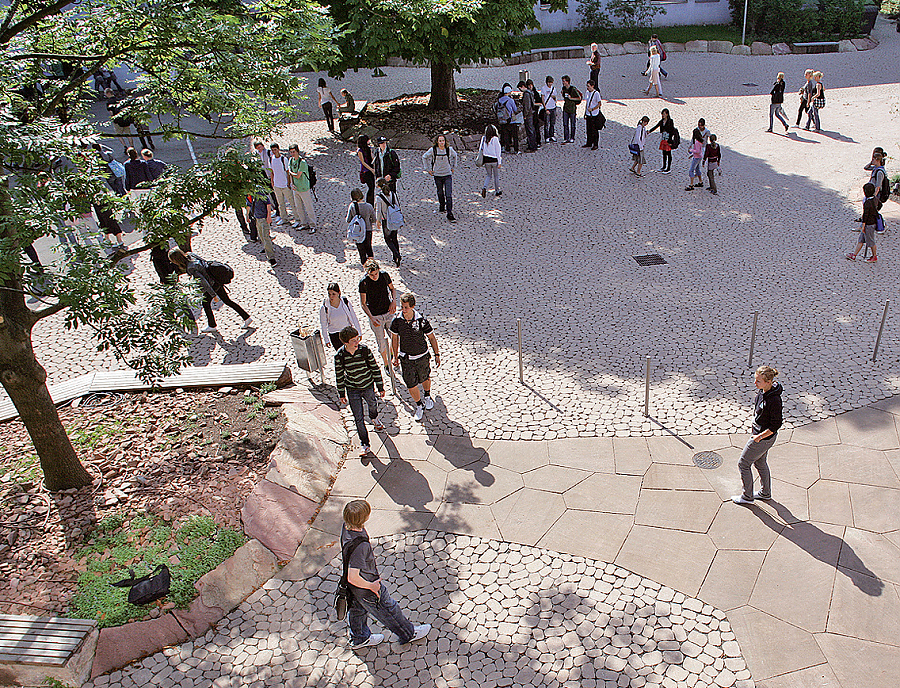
{"left": 517, "top": 318, "right": 524, "bottom": 384}
{"left": 748, "top": 311, "right": 759, "bottom": 368}
{"left": 644, "top": 356, "right": 651, "bottom": 417}
{"left": 873, "top": 300, "right": 890, "bottom": 363}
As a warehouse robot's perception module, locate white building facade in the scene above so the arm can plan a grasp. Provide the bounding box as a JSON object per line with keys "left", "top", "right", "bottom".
{"left": 531, "top": 0, "right": 733, "bottom": 33}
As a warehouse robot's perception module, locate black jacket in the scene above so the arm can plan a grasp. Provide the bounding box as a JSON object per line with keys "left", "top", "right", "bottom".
{"left": 752, "top": 382, "right": 783, "bottom": 434}
{"left": 649, "top": 117, "right": 676, "bottom": 136}
{"left": 374, "top": 147, "right": 401, "bottom": 180}
{"left": 770, "top": 80, "right": 785, "bottom": 105}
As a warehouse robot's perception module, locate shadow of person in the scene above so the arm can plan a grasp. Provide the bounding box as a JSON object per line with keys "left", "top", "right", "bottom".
{"left": 746, "top": 499, "right": 885, "bottom": 596}
{"left": 219, "top": 329, "right": 265, "bottom": 365}
{"left": 421, "top": 401, "right": 495, "bottom": 487}
{"left": 369, "top": 457, "right": 434, "bottom": 513}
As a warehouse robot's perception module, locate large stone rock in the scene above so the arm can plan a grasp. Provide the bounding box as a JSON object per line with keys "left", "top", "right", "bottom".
{"left": 623, "top": 41, "right": 646, "bottom": 54}
{"left": 461, "top": 134, "right": 482, "bottom": 151}
{"left": 603, "top": 43, "right": 626, "bottom": 56}
{"left": 852, "top": 37, "right": 877, "bottom": 50}
{"left": 838, "top": 39, "right": 857, "bottom": 52}
{"left": 707, "top": 41, "right": 734, "bottom": 54}
{"left": 170, "top": 596, "right": 225, "bottom": 639}
{"left": 663, "top": 42, "right": 685, "bottom": 53}
{"left": 589, "top": 44, "right": 608, "bottom": 57}
{"left": 275, "top": 527, "right": 340, "bottom": 581}
{"left": 750, "top": 41, "right": 772, "bottom": 55}
{"left": 685, "top": 40, "right": 708, "bottom": 52}
{"left": 195, "top": 539, "right": 278, "bottom": 612}
{"left": 731, "top": 44, "right": 751, "bottom": 56}
{"left": 266, "top": 429, "right": 339, "bottom": 503}
{"left": 392, "top": 131, "right": 434, "bottom": 150}
{"left": 241, "top": 479, "right": 320, "bottom": 560}
{"left": 772, "top": 42, "right": 792, "bottom": 55}
{"left": 91, "top": 616, "right": 188, "bottom": 678}
{"left": 283, "top": 402, "right": 346, "bottom": 446}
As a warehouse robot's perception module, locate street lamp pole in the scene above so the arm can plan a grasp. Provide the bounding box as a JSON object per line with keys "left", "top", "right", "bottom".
{"left": 742, "top": 0, "right": 749, "bottom": 45}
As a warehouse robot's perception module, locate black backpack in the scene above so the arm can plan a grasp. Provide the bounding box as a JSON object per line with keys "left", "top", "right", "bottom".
{"left": 206, "top": 260, "right": 234, "bottom": 285}
{"left": 873, "top": 166, "right": 890, "bottom": 203}
{"left": 670, "top": 128, "right": 681, "bottom": 150}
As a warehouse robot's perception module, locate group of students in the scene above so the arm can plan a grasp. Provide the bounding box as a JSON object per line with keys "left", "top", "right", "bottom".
{"left": 767, "top": 69, "right": 827, "bottom": 133}
{"left": 846, "top": 147, "right": 892, "bottom": 263}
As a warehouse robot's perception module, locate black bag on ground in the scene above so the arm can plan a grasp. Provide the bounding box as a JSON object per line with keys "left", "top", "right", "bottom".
{"left": 206, "top": 260, "right": 234, "bottom": 285}
{"left": 334, "top": 535, "right": 368, "bottom": 620}
{"left": 111, "top": 564, "right": 171, "bottom": 605}
{"left": 670, "top": 127, "right": 681, "bottom": 149}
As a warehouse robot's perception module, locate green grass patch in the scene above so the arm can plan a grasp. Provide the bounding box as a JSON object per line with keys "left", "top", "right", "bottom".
{"left": 526, "top": 24, "right": 745, "bottom": 51}
{"left": 5, "top": 453, "right": 41, "bottom": 484}
{"left": 70, "top": 419, "right": 126, "bottom": 451}
{"left": 68, "top": 513, "right": 246, "bottom": 628}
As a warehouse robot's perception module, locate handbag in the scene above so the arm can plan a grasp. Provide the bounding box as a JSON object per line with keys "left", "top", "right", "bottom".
{"left": 628, "top": 143, "right": 641, "bottom": 155}
{"left": 475, "top": 137, "right": 484, "bottom": 167}
{"left": 813, "top": 96, "right": 825, "bottom": 109}
{"left": 111, "top": 564, "right": 171, "bottom": 605}
{"left": 334, "top": 536, "right": 368, "bottom": 620}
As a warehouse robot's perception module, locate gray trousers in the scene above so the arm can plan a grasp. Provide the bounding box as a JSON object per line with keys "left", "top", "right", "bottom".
{"left": 739, "top": 434, "right": 776, "bottom": 499}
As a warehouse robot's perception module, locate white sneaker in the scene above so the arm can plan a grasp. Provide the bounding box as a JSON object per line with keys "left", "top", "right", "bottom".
{"left": 373, "top": 418, "right": 385, "bottom": 431}
{"left": 731, "top": 494, "right": 754, "bottom": 505}
{"left": 359, "top": 445, "right": 370, "bottom": 457}
{"left": 423, "top": 396, "right": 434, "bottom": 410}
{"left": 405, "top": 624, "right": 430, "bottom": 644}
{"left": 201, "top": 325, "right": 217, "bottom": 333}
{"left": 413, "top": 405, "right": 424, "bottom": 422}
{"left": 350, "top": 633, "right": 384, "bottom": 650}
{"left": 242, "top": 317, "right": 253, "bottom": 328}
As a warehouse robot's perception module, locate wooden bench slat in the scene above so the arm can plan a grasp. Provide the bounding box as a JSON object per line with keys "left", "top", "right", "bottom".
{"left": 0, "top": 632, "right": 87, "bottom": 644}
{"left": 0, "top": 614, "right": 96, "bottom": 628}
{"left": 0, "top": 651, "right": 71, "bottom": 666}
{"left": 0, "top": 641, "right": 82, "bottom": 653}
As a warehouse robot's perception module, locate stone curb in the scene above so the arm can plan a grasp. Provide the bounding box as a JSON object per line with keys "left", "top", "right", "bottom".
{"left": 89, "top": 383, "right": 349, "bottom": 680}
{"left": 379, "top": 36, "right": 879, "bottom": 70}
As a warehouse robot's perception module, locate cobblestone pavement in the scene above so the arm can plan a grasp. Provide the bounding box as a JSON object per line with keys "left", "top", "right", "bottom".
{"left": 87, "top": 531, "right": 752, "bottom": 688}
{"left": 22, "top": 16, "right": 900, "bottom": 441}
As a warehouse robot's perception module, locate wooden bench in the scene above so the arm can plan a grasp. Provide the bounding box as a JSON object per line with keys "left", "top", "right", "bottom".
{"left": 0, "top": 614, "right": 98, "bottom": 686}
{"left": 792, "top": 41, "right": 840, "bottom": 54}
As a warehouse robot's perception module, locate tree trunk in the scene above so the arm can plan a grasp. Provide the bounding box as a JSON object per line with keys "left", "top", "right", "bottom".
{"left": 429, "top": 61, "right": 458, "bottom": 110}
{"left": 0, "top": 246, "right": 92, "bottom": 492}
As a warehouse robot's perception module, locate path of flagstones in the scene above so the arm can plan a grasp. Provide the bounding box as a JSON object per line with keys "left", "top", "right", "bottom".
{"left": 18, "top": 14, "right": 900, "bottom": 688}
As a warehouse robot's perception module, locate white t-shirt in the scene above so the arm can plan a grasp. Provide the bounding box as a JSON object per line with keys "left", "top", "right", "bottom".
{"left": 318, "top": 86, "right": 334, "bottom": 107}
{"left": 583, "top": 90, "right": 600, "bottom": 118}
{"left": 540, "top": 85, "right": 558, "bottom": 110}
{"left": 269, "top": 153, "right": 289, "bottom": 188}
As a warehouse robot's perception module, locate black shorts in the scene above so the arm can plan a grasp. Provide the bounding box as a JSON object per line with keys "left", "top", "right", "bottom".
{"left": 400, "top": 355, "right": 431, "bottom": 389}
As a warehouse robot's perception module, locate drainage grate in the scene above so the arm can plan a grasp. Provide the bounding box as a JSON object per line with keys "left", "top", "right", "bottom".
{"left": 693, "top": 451, "right": 723, "bottom": 469}
{"left": 633, "top": 254, "right": 668, "bottom": 266}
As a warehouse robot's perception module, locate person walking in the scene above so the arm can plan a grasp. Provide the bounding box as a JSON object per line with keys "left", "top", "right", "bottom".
{"left": 167, "top": 248, "right": 252, "bottom": 333}
{"left": 541, "top": 76, "right": 559, "bottom": 142}
{"left": 478, "top": 124, "right": 502, "bottom": 198}
{"left": 845, "top": 182, "right": 879, "bottom": 263}
{"left": 587, "top": 43, "right": 601, "bottom": 86}
{"left": 796, "top": 69, "right": 813, "bottom": 127}
{"left": 358, "top": 258, "right": 396, "bottom": 372}
{"left": 645, "top": 46, "right": 662, "bottom": 98}
{"left": 648, "top": 108, "right": 676, "bottom": 173}
{"left": 629, "top": 116, "right": 649, "bottom": 176}
{"left": 644, "top": 35, "right": 668, "bottom": 79}
{"left": 805, "top": 71, "right": 824, "bottom": 132}
{"left": 123, "top": 147, "right": 152, "bottom": 198}
{"left": 685, "top": 128, "right": 705, "bottom": 191}
{"left": 375, "top": 177, "right": 403, "bottom": 267}
{"left": 732, "top": 366, "right": 783, "bottom": 505}
{"left": 251, "top": 139, "right": 278, "bottom": 224}
{"left": 767, "top": 73, "right": 789, "bottom": 133}
{"left": 347, "top": 188, "right": 376, "bottom": 264}
{"left": 520, "top": 80, "right": 538, "bottom": 152}
{"left": 321, "top": 284, "right": 362, "bottom": 350}
{"left": 422, "top": 134, "right": 459, "bottom": 223}
{"left": 335, "top": 328, "right": 385, "bottom": 457}
{"left": 390, "top": 293, "right": 440, "bottom": 422}
{"left": 560, "top": 75, "right": 581, "bottom": 145}
{"left": 703, "top": 134, "right": 721, "bottom": 195}
{"left": 287, "top": 144, "right": 317, "bottom": 233}
{"left": 247, "top": 193, "right": 277, "bottom": 265}
{"left": 106, "top": 89, "right": 134, "bottom": 152}
{"left": 267, "top": 143, "right": 295, "bottom": 226}
{"left": 340, "top": 500, "right": 431, "bottom": 649}
{"left": 357, "top": 135, "right": 376, "bottom": 206}
{"left": 373, "top": 136, "right": 401, "bottom": 195}
{"left": 582, "top": 80, "right": 602, "bottom": 150}
{"left": 141, "top": 149, "right": 167, "bottom": 180}
{"left": 317, "top": 78, "right": 342, "bottom": 134}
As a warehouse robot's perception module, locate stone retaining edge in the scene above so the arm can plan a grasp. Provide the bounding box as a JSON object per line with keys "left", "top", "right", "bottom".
{"left": 89, "top": 384, "right": 349, "bottom": 682}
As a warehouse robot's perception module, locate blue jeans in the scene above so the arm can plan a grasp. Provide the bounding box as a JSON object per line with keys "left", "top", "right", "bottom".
{"left": 805, "top": 104, "right": 820, "bottom": 130}
{"left": 768, "top": 103, "right": 788, "bottom": 130}
{"left": 544, "top": 108, "right": 557, "bottom": 140}
{"left": 348, "top": 583, "right": 414, "bottom": 644}
{"left": 346, "top": 386, "right": 378, "bottom": 447}
{"left": 562, "top": 111, "right": 576, "bottom": 141}
{"left": 434, "top": 174, "right": 452, "bottom": 213}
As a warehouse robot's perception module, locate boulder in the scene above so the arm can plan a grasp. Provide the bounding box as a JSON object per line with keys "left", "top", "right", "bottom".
{"left": 488, "top": 58, "right": 505, "bottom": 67}
{"left": 461, "top": 134, "right": 483, "bottom": 151}
{"left": 685, "top": 40, "right": 708, "bottom": 52}
{"left": 750, "top": 41, "right": 772, "bottom": 55}
{"left": 590, "top": 44, "right": 609, "bottom": 57}
{"left": 284, "top": 402, "right": 346, "bottom": 446}
{"left": 623, "top": 41, "right": 646, "bottom": 54}
{"left": 91, "top": 616, "right": 188, "bottom": 678}
{"left": 839, "top": 39, "right": 857, "bottom": 52}
{"left": 707, "top": 40, "right": 734, "bottom": 53}
{"left": 444, "top": 132, "right": 466, "bottom": 152}
{"left": 392, "top": 131, "right": 433, "bottom": 150}
{"left": 603, "top": 43, "right": 626, "bottom": 56}
{"left": 195, "top": 539, "right": 278, "bottom": 612}
{"left": 851, "top": 36, "right": 878, "bottom": 50}
{"left": 731, "top": 44, "right": 751, "bottom": 56}
{"left": 772, "top": 42, "right": 792, "bottom": 55}
{"left": 663, "top": 42, "right": 685, "bottom": 53}
{"left": 265, "top": 432, "right": 336, "bottom": 504}
{"left": 241, "top": 479, "right": 320, "bottom": 560}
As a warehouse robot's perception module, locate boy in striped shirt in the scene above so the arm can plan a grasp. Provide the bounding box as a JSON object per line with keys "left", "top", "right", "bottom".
{"left": 335, "top": 326, "right": 385, "bottom": 456}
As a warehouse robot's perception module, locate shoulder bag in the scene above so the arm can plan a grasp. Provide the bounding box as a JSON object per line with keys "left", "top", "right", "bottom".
{"left": 475, "top": 137, "right": 485, "bottom": 167}
{"left": 334, "top": 535, "right": 369, "bottom": 620}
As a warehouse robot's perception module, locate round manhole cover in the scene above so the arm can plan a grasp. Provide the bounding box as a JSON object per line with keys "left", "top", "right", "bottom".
{"left": 693, "top": 451, "right": 723, "bottom": 469}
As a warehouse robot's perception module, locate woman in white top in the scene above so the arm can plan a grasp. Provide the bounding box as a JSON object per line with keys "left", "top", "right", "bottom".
{"left": 540, "top": 76, "right": 559, "bottom": 142}
{"left": 479, "top": 124, "right": 502, "bottom": 198}
{"left": 630, "top": 116, "right": 650, "bottom": 177}
{"left": 317, "top": 78, "right": 342, "bottom": 134}
{"left": 320, "top": 283, "right": 362, "bottom": 349}
{"left": 646, "top": 46, "right": 662, "bottom": 98}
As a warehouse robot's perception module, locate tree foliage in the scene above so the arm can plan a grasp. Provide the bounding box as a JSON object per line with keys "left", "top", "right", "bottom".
{"left": 728, "top": 0, "right": 862, "bottom": 41}
{"left": 0, "top": 0, "right": 339, "bottom": 490}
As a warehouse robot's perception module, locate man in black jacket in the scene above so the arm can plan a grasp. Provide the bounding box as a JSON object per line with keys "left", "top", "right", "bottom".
{"left": 373, "top": 136, "right": 401, "bottom": 193}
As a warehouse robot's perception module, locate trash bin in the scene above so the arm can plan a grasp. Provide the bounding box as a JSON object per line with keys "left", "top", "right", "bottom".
{"left": 519, "top": 69, "right": 529, "bottom": 84}
{"left": 289, "top": 328, "right": 326, "bottom": 379}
